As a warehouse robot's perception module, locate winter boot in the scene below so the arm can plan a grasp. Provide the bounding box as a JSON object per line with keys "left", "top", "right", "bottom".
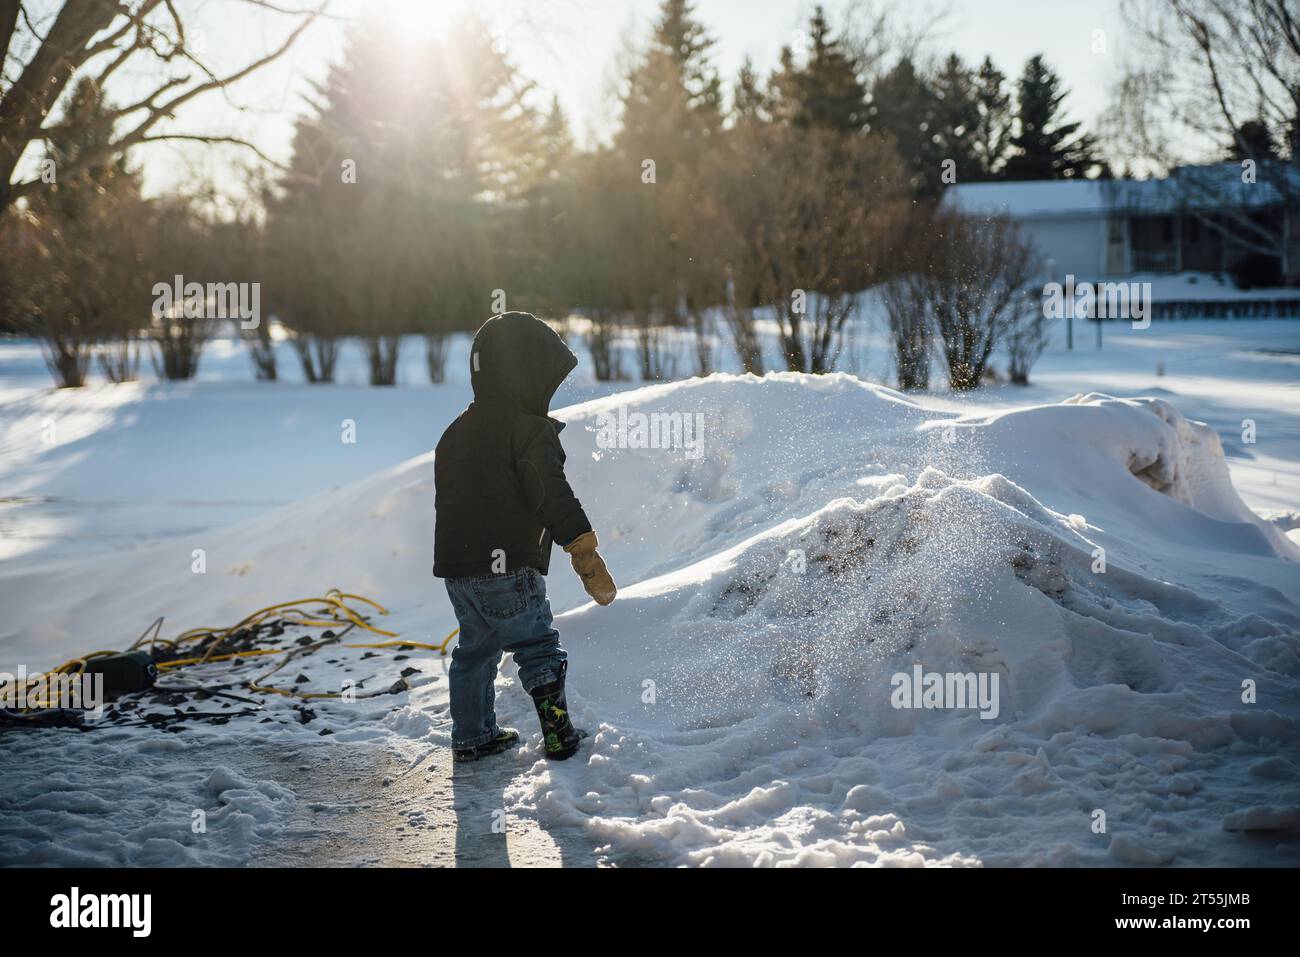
{"left": 530, "top": 675, "right": 588, "bottom": 760}
{"left": 453, "top": 727, "right": 520, "bottom": 763}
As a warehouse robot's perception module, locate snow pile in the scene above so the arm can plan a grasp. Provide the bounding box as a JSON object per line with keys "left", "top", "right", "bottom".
{"left": 2, "top": 373, "right": 1298, "bottom": 866}
{"left": 510, "top": 379, "right": 1300, "bottom": 865}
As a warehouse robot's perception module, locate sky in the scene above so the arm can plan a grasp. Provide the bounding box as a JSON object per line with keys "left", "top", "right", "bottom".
{"left": 47, "top": 0, "right": 1133, "bottom": 197}
{"left": 498, "top": 0, "right": 1131, "bottom": 143}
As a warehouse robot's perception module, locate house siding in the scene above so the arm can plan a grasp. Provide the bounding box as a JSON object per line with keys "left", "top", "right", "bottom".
{"left": 1016, "top": 215, "right": 1107, "bottom": 278}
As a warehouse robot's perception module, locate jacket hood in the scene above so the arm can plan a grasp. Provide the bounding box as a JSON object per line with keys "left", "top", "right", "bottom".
{"left": 470, "top": 312, "right": 577, "bottom": 417}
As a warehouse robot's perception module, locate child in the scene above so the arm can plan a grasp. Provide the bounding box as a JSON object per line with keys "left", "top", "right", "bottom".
{"left": 433, "top": 312, "right": 616, "bottom": 762}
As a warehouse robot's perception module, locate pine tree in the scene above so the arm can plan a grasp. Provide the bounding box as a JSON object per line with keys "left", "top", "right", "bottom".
{"left": 539, "top": 96, "right": 574, "bottom": 178}
{"left": 931, "top": 53, "right": 980, "bottom": 182}
{"left": 765, "top": 46, "right": 802, "bottom": 126}
{"left": 733, "top": 57, "right": 769, "bottom": 125}
{"left": 969, "top": 56, "right": 1013, "bottom": 178}
{"left": 517, "top": 95, "right": 577, "bottom": 316}
{"left": 45, "top": 77, "right": 138, "bottom": 218}
{"left": 1227, "top": 119, "right": 1280, "bottom": 161}
{"left": 269, "top": 9, "right": 543, "bottom": 383}
{"left": 868, "top": 57, "right": 944, "bottom": 197}
{"left": 26, "top": 77, "right": 150, "bottom": 386}
{"left": 617, "top": 0, "right": 723, "bottom": 174}
{"left": 1004, "top": 54, "right": 1099, "bottom": 180}
{"left": 778, "top": 6, "right": 868, "bottom": 133}
{"left": 602, "top": 0, "right": 725, "bottom": 351}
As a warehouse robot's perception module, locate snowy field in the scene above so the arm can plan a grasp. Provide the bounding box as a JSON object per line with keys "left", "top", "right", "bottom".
{"left": 1, "top": 313, "right": 1298, "bottom": 867}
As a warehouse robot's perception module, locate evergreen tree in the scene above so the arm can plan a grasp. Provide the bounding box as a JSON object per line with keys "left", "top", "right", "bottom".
{"left": 1227, "top": 119, "right": 1280, "bottom": 161}
{"left": 765, "top": 45, "right": 802, "bottom": 126}
{"left": 23, "top": 76, "right": 151, "bottom": 386}
{"left": 43, "top": 77, "right": 142, "bottom": 236}
{"left": 269, "top": 9, "right": 542, "bottom": 383}
{"left": 931, "top": 53, "right": 980, "bottom": 182}
{"left": 773, "top": 6, "right": 868, "bottom": 133}
{"left": 539, "top": 95, "right": 575, "bottom": 178}
{"left": 617, "top": 0, "right": 723, "bottom": 174}
{"left": 733, "top": 57, "right": 769, "bottom": 125}
{"left": 868, "top": 57, "right": 944, "bottom": 197}
{"left": 1004, "top": 54, "right": 1100, "bottom": 180}
{"left": 517, "top": 95, "right": 577, "bottom": 316}
{"left": 601, "top": 0, "right": 725, "bottom": 350}
{"left": 968, "top": 56, "right": 1013, "bottom": 178}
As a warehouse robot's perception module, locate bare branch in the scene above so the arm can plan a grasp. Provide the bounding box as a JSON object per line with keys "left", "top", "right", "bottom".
{"left": 2, "top": 0, "right": 328, "bottom": 211}
{"left": 139, "top": 131, "right": 287, "bottom": 168}
{"left": 1, "top": 1, "right": 20, "bottom": 67}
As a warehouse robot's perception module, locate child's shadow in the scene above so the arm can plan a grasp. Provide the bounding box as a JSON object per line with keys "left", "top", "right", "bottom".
{"left": 450, "top": 758, "right": 514, "bottom": 867}
{"left": 450, "top": 750, "right": 599, "bottom": 868}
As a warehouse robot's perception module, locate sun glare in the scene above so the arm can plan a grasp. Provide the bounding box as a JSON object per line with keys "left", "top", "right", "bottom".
{"left": 381, "top": 0, "right": 457, "bottom": 37}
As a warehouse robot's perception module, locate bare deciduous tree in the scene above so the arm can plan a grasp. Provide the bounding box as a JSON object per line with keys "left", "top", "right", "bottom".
{"left": 722, "top": 124, "right": 904, "bottom": 374}
{"left": 1, "top": 0, "right": 326, "bottom": 213}
{"left": 907, "top": 213, "right": 1042, "bottom": 391}
{"left": 1114, "top": 0, "right": 1299, "bottom": 278}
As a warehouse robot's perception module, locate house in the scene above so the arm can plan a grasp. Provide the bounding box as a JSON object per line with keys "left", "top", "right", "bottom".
{"left": 944, "top": 164, "right": 1300, "bottom": 297}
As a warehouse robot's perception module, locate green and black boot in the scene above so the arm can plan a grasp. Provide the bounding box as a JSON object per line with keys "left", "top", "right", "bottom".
{"left": 530, "top": 673, "right": 588, "bottom": 761}
{"left": 453, "top": 727, "right": 520, "bottom": 763}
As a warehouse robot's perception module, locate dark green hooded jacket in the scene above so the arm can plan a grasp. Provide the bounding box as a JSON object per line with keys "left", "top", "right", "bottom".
{"left": 433, "top": 313, "right": 592, "bottom": 578}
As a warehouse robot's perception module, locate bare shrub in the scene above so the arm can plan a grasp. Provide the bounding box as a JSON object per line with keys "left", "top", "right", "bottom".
{"left": 710, "top": 123, "right": 907, "bottom": 373}
{"left": 585, "top": 311, "right": 626, "bottom": 382}
{"left": 882, "top": 279, "right": 933, "bottom": 391}
{"left": 1007, "top": 310, "right": 1050, "bottom": 385}
{"left": 635, "top": 319, "right": 679, "bottom": 381}
{"left": 147, "top": 199, "right": 213, "bottom": 382}
{"left": 917, "top": 213, "right": 1042, "bottom": 391}
{"left": 97, "top": 337, "right": 141, "bottom": 384}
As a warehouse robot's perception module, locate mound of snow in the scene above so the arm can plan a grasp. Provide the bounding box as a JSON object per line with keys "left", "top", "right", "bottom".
{"left": 2, "top": 373, "right": 1298, "bottom": 867}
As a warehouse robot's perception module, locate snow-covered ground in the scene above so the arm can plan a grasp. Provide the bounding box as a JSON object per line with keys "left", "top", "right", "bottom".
{"left": 1, "top": 315, "right": 1298, "bottom": 867}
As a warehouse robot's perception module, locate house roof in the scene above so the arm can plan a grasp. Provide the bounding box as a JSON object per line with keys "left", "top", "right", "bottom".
{"left": 944, "top": 163, "right": 1298, "bottom": 220}
{"left": 942, "top": 180, "right": 1109, "bottom": 218}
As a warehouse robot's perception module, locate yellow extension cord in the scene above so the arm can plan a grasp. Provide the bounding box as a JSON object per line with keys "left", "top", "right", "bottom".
{"left": 4, "top": 590, "right": 461, "bottom": 708}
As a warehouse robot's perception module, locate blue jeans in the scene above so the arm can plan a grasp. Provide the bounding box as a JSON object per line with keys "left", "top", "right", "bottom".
{"left": 444, "top": 567, "right": 567, "bottom": 749}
